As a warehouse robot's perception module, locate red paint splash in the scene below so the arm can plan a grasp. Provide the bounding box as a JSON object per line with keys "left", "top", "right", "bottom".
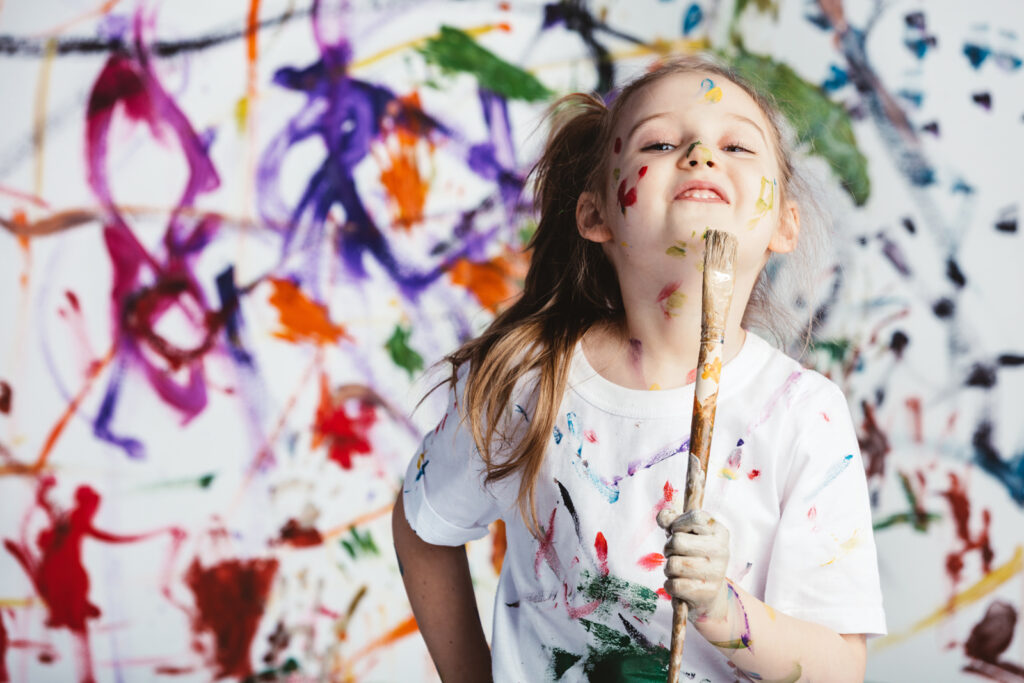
{"left": 0, "top": 381, "right": 10, "bottom": 415}
{"left": 563, "top": 583, "right": 601, "bottom": 619}
{"left": 312, "top": 375, "right": 377, "bottom": 469}
{"left": 534, "top": 507, "right": 559, "bottom": 579}
{"left": 686, "top": 367, "right": 697, "bottom": 384}
{"left": 655, "top": 481, "right": 677, "bottom": 515}
{"left": 0, "top": 609, "right": 9, "bottom": 683}
{"left": 186, "top": 557, "right": 278, "bottom": 679}
{"left": 584, "top": 429, "right": 598, "bottom": 443}
{"left": 617, "top": 179, "right": 637, "bottom": 214}
{"left": 859, "top": 401, "right": 890, "bottom": 484}
{"left": 3, "top": 477, "right": 176, "bottom": 682}
{"left": 656, "top": 281, "right": 682, "bottom": 305}
{"left": 656, "top": 588, "right": 672, "bottom": 600}
{"left": 594, "top": 532, "right": 609, "bottom": 575}
{"left": 277, "top": 519, "right": 323, "bottom": 548}
{"left": 821, "top": 412, "right": 830, "bottom": 422}
{"left": 613, "top": 137, "right": 622, "bottom": 154}
{"left": 905, "top": 397, "right": 923, "bottom": 443}
{"left": 941, "top": 473, "right": 994, "bottom": 585}
{"left": 638, "top": 165, "right": 647, "bottom": 178}
{"left": 747, "top": 469, "right": 761, "bottom": 480}
{"left": 638, "top": 552, "right": 665, "bottom": 571}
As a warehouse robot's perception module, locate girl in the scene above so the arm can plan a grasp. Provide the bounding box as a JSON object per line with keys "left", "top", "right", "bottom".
{"left": 393, "top": 55, "right": 886, "bottom": 682}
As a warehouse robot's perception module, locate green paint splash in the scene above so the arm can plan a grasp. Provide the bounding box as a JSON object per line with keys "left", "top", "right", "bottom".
{"left": 549, "top": 648, "right": 583, "bottom": 679}
{"left": 665, "top": 241, "right": 687, "bottom": 258}
{"left": 385, "top": 325, "right": 424, "bottom": 379}
{"left": 419, "top": 26, "right": 552, "bottom": 102}
{"left": 727, "top": 50, "right": 870, "bottom": 205}
{"left": 685, "top": 139, "right": 703, "bottom": 157}
{"left": 340, "top": 527, "right": 380, "bottom": 559}
{"left": 577, "top": 570, "right": 659, "bottom": 617}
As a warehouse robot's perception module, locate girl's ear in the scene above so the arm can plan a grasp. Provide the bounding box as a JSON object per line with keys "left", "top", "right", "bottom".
{"left": 576, "top": 192, "right": 613, "bottom": 243}
{"left": 768, "top": 201, "right": 800, "bottom": 254}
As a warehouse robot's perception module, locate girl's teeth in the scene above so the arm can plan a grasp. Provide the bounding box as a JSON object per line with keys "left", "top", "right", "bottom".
{"left": 683, "top": 190, "right": 720, "bottom": 199}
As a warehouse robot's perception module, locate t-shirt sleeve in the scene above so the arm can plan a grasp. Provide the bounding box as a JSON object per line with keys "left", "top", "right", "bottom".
{"left": 763, "top": 379, "right": 887, "bottom": 636}
{"left": 401, "top": 375, "right": 507, "bottom": 546}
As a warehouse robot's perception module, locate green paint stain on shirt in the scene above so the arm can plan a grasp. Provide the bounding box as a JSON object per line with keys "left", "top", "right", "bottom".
{"left": 419, "top": 26, "right": 552, "bottom": 102}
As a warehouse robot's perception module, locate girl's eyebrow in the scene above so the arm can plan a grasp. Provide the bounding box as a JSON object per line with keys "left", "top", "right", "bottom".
{"left": 625, "top": 112, "right": 671, "bottom": 144}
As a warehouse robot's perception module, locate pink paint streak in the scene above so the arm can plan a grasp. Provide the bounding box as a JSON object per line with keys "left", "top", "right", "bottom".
{"left": 534, "top": 507, "right": 560, "bottom": 579}
{"left": 563, "top": 584, "right": 601, "bottom": 619}
{"left": 584, "top": 429, "right": 598, "bottom": 443}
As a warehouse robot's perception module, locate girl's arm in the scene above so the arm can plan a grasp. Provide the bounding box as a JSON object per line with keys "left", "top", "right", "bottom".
{"left": 392, "top": 492, "right": 493, "bottom": 682}
{"left": 661, "top": 510, "right": 866, "bottom": 682}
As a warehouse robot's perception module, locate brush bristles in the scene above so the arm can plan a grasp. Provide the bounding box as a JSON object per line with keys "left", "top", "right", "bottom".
{"left": 703, "top": 229, "right": 738, "bottom": 275}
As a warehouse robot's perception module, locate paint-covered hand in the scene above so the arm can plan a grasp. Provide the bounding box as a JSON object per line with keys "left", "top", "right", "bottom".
{"left": 657, "top": 509, "right": 730, "bottom": 621}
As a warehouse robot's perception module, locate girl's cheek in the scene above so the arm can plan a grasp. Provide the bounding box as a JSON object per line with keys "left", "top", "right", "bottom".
{"left": 616, "top": 165, "right": 648, "bottom": 215}
{"left": 746, "top": 176, "right": 777, "bottom": 230}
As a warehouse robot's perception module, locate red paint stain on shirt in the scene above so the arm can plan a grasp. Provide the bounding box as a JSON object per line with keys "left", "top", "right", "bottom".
{"left": 747, "top": 469, "right": 761, "bottom": 480}
{"left": 656, "top": 587, "right": 672, "bottom": 600}
{"left": 594, "top": 532, "right": 609, "bottom": 575}
{"left": 584, "top": 429, "right": 598, "bottom": 443}
{"left": 0, "top": 610, "right": 9, "bottom": 682}
{"left": 638, "top": 552, "right": 665, "bottom": 571}
{"left": 821, "top": 412, "right": 830, "bottom": 422}
{"left": 186, "top": 557, "right": 279, "bottom": 679}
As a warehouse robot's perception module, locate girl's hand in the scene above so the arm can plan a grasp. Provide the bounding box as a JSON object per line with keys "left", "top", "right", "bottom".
{"left": 657, "top": 509, "right": 731, "bottom": 621}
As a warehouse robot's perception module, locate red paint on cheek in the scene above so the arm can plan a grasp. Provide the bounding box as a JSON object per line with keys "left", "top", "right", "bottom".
{"left": 186, "top": 557, "right": 279, "bottom": 679}
{"left": 638, "top": 552, "right": 665, "bottom": 571}
{"left": 638, "top": 165, "right": 647, "bottom": 178}
{"left": 613, "top": 137, "right": 622, "bottom": 154}
{"left": 656, "top": 281, "right": 682, "bottom": 304}
{"left": 617, "top": 179, "right": 637, "bottom": 214}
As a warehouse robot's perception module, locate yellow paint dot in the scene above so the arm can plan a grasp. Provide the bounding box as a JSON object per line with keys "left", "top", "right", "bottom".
{"left": 704, "top": 86, "right": 723, "bottom": 103}
{"left": 649, "top": 383, "right": 661, "bottom": 391}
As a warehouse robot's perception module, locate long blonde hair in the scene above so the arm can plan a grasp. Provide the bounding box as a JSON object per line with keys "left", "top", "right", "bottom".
{"left": 445, "top": 55, "right": 827, "bottom": 536}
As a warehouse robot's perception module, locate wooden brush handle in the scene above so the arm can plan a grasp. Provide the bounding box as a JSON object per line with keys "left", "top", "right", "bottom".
{"left": 667, "top": 230, "right": 737, "bottom": 683}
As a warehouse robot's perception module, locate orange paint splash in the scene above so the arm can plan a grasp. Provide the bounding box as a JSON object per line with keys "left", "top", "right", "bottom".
{"left": 377, "top": 93, "right": 431, "bottom": 229}
{"left": 449, "top": 255, "right": 523, "bottom": 312}
{"left": 349, "top": 615, "right": 419, "bottom": 663}
{"left": 490, "top": 519, "right": 507, "bottom": 575}
{"left": 638, "top": 552, "right": 665, "bottom": 571}
{"left": 267, "top": 278, "right": 347, "bottom": 345}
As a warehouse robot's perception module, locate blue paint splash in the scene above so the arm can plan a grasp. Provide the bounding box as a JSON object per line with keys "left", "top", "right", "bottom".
{"left": 803, "top": 454, "right": 855, "bottom": 502}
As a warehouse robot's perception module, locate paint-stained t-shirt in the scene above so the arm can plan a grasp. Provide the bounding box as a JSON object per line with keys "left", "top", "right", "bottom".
{"left": 402, "top": 332, "right": 886, "bottom": 682}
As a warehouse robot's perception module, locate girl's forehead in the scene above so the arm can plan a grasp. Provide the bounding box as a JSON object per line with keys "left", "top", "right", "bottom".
{"left": 616, "top": 71, "right": 769, "bottom": 131}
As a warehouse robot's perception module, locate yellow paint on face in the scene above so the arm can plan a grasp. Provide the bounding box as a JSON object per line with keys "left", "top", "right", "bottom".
{"left": 699, "top": 77, "right": 723, "bottom": 103}
{"left": 747, "top": 176, "right": 776, "bottom": 229}
{"left": 649, "top": 383, "right": 661, "bottom": 391}
{"left": 665, "top": 241, "right": 687, "bottom": 258}
{"left": 613, "top": 167, "right": 621, "bottom": 180}
{"left": 663, "top": 291, "right": 686, "bottom": 316}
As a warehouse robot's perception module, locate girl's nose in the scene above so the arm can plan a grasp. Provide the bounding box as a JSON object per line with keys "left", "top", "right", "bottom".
{"left": 681, "top": 141, "right": 715, "bottom": 169}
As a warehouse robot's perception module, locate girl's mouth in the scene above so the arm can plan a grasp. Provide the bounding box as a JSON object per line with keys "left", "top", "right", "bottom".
{"left": 675, "top": 181, "right": 729, "bottom": 203}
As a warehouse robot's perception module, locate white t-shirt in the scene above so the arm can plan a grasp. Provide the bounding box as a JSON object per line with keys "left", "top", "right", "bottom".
{"left": 403, "top": 332, "right": 886, "bottom": 682}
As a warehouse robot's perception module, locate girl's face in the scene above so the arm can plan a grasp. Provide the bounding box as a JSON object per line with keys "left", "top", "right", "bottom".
{"left": 577, "top": 70, "right": 799, "bottom": 298}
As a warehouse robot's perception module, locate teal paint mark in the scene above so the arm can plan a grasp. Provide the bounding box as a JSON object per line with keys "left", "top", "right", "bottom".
{"left": 385, "top": 325, "right": 424, "bottom": 379}
{"left": 419, "top": 26, "right": 552, "bottom": 102}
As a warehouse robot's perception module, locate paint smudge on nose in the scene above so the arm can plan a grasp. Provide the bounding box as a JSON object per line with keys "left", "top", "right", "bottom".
{"left": 186, "top": 556, "right": 279, "bottom": 679}
{"left": 685, "top": 140, "right": 702, "bottom": 158}
{"left": 268, "top": 278, "right": 348, "bottom": 346}
{"left": 699, "top": 78, "right": 722, "bottom": 102}
{"left": 613, "top": 137, "right": 622, "bottom": 154}
{"left": 656, "top": 281, "right": 685, "bottom": 319}
{"left": 665, "top": 241, "right": 687, "bottom": 258}
{"left": 747, "top": 176, "right": 776, "bottom": 229}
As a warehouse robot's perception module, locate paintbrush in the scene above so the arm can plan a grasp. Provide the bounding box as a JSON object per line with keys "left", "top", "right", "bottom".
{"left": 667, "top": 228, "right": 738, "bottom": 683}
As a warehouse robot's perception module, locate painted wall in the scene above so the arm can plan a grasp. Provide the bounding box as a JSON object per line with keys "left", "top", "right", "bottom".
{"left": 1, "top": 1, "right": 1022, "bottom": 681}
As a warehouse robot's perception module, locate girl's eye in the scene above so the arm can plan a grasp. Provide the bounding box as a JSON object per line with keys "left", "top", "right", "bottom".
{"left": 641, "top": 142, "right": 676, "bottom": 152}
{"left": 723, "top": 143, "right": 753, "bottom": 153}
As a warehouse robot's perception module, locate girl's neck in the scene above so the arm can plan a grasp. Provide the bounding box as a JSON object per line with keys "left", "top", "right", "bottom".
{"left": 582, "top": 288, "right": 751, "bottom": 391}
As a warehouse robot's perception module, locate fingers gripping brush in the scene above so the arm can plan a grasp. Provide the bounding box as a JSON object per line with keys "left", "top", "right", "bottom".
{"left": 666, "top": 229, "right": 738, "bottom": 683}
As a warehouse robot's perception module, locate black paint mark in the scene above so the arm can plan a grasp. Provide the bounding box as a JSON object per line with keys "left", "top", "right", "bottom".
{"left": 946, "top": 258, "right": 967, "bottom": 288}
{"left": 890, "top": 331, "right": 909, "bottom": 359}
{"left": 996, "top": 205, "right": 1017, "bottom": 233}
{"left": 966, "top": 364, "right": 997, "bottom": 388}
{"left": 922, "top": 121, "right": 940, "bottom": 136}
{"left": 902, "top": 217, "right": 916, "bottom": 234}
{"left": 555, "top": 478, "right": 582, "bottom": 543}
{"left": 972, "top": 92, "right": 993, "bottom": 110}
{"left": 933, "top": 298, "right": 955, "bottom": 318}
{"left": 618, "top": 612, "right": 656, "bottom": 651}
{"left": 997, "top": 354, "right": 1024, "bottom": 367}
{"left": 904, "top": 12, "right": 926, "bottom": 30}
